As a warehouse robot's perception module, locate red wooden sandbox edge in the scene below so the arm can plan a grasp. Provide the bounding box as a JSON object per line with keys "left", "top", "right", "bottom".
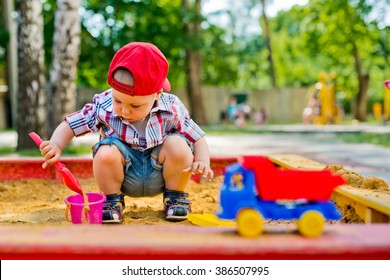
{"left": 0, "top": 157, "right": 238, "bottom": 182}
{"left": 1, "top": 224, "right": 390, "bottom": 260}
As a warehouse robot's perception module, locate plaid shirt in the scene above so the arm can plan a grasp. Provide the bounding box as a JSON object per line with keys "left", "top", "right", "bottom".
{"left": 65, "top": 90, "right": 205, "bottom": 151}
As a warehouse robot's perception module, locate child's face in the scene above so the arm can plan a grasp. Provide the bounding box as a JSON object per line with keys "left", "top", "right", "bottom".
{"left": 112, "top": 89, "right": 161, "bottom": 122}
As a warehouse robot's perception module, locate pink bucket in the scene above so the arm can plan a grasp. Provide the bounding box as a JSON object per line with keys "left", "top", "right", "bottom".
{"left": 64, "top": 192, "right": 106, "bottom": 224}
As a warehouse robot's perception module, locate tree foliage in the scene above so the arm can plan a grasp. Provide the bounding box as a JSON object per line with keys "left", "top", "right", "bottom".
{"left": 0, "top": 4, "right": 9, "bottom": 68}
{"left": 268, "top": 0, "right": 389, "bottom": 116}
{"left": 77, "top": 0, "right": 186, "bottom": 89}
{"left": 4, "top": 0, "right": 390, "bottom": 132}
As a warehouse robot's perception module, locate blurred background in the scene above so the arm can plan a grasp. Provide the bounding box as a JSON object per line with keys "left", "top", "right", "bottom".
{"left": 0, "top": 0, "right": 389, "bottom": 150}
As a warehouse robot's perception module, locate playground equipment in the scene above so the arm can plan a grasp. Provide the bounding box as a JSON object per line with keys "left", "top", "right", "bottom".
{"left": 384, "top": 80, "right": 390, "bottom": 121}
{"left": 216, "top": 155, "right": 345, "bottom": 238}
{"left": 303, "top": 71, "right": 341, "bottom": 125}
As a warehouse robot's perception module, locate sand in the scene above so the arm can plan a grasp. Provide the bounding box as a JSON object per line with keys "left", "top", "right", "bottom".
{"left": 326, "top": 164, "right": 389, "bottom": 191}
{"left": 0, "top": 162, "right": 388, "bottom": 225}
{"left": 0, "top": 177, "right": 222, "bottom": 225}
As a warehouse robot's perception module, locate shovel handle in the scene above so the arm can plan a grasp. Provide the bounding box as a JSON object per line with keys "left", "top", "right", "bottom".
{"left": 29, "top": 132, "right": 43, "bottom": 146}
{"left": 29, "top": 132, "right": 61, "bottom": 169}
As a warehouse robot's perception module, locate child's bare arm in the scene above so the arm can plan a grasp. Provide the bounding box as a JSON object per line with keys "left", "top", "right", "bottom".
{"left": 183, "top": 136, "right": 214, "bottom": 180}
{"left": 39, "top": 121, "right": 75, "bottom": 168}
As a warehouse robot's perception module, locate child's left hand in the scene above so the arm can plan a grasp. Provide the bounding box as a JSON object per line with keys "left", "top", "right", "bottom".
{"left": 183, "top": 161, "right": 214, "bottom": 180}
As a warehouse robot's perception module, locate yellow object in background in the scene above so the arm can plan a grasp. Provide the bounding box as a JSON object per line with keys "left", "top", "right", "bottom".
{"left": 318, "top": 71, "right": 337, "bottom": 124}
{"left": 373, "top": 102, "right": 383, "bottom": 121}
{"left": 308, "top": 71, "right": 339, "bottom": 125}
{"left": 384, "top": 80, "right": 390, "bottom": 121}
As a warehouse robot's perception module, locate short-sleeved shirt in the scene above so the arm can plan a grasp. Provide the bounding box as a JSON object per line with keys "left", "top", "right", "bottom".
{"left": 65, "top": 89, "right": 205, "bottom": 151}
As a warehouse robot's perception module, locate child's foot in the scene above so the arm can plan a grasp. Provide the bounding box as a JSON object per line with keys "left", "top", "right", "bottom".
{"left": 102, "top": 194, "right": 125, "bottom": 224}
{"left": 163, "top": 189, "right": 191, "bottom": 221}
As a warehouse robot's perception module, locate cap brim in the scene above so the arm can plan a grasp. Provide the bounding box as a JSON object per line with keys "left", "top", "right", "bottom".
{"left": 163, "top": 78, "right": 171, "bottom": 92}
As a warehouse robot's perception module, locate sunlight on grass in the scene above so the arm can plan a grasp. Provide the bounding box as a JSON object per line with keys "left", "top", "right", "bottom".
{"left": 0, "top": 147, "right": 16, "bottom": 156}
{"left": 0, "top": 145, "right": 92, "bottom": 157}
{"left": 339, "top": 133, "right": 390, "bottom": 147}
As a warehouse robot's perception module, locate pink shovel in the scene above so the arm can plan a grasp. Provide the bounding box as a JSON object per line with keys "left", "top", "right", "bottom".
{"left": 29, "top": 132, "right": 84, "bottom": 195}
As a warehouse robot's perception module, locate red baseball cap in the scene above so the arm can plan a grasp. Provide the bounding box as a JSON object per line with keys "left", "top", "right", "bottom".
{"left": 107, "top": 42, "right": 171, "bottom": 96}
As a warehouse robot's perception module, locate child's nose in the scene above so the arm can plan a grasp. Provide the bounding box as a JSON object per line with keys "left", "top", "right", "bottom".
{"left": 122, "top": 107, "right": 131, "bottom": 114}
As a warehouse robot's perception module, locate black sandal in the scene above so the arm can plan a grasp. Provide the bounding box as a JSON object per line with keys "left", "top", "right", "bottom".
{"left": 102, "top": 194, "right": 125, "bottom": 224}
{"left": 163, "top": 189, "right": 191, "bottom": 221}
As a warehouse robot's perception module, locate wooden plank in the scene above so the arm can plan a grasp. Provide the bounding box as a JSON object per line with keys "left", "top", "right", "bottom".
{"left": 332, "top": 190, "right": 390, "bottom": 223}
{"left": 268, "top": 154, "right": 326, "bottom": 170}
{"left": 335, "top": 186, "right": 390, "bottom": 217}
{"left": 0, "top": 224, "right": 390, "bottom": 260}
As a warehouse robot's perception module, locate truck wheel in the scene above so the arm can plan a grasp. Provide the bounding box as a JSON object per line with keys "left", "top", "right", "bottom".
{"left": 298, "top": 211, "right": 325, "bottom": 237}
{"left": 236, "top": 209, "right": 264, "bottom": 238}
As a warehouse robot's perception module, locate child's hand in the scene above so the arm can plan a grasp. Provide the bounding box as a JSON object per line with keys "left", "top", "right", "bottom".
{"left": 39, "top": 141, "right": 62, "bottom": 169}
{"left": 183, "top": 161, "right": 214, "bottom": 181}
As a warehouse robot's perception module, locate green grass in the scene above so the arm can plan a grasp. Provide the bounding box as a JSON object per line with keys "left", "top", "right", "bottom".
{"left": 0, "top": 145, "right": 92, "bottom": 157}
{"left": 338, "top": 132, "right": 390, "bottom": 147}
{"left": 62, "top": 145, "right": 92, "bottom": 155}
{"left": 203, "top": 125, "right": 269, "bottom": 135}
{"left": 0, "top": 147, "right": 16, "bottom": 156}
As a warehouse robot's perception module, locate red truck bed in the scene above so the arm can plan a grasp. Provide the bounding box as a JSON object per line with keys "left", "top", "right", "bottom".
{"left": 241, "top": 155, "right": 345, "bottom": 201}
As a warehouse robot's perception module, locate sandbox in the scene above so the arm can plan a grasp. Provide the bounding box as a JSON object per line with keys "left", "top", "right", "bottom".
{"left": 1, "top": 156, "right": 390, "bottom": 259}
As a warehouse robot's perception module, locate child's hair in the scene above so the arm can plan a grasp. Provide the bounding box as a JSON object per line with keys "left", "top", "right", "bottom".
{"left": 113, "top": 68, "right": 134, "bottom": 86}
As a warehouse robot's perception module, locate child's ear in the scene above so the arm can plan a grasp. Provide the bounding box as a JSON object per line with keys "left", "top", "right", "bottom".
{"left": 156, "top": 90, "right": 163, "bottom": 99}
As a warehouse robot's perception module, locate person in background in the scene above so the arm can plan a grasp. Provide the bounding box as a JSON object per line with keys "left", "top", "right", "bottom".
{"left": 226, "top": 96, "right": 238, "bottom": 123}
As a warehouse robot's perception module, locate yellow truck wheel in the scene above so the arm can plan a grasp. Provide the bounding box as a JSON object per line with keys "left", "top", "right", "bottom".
{"left": 236, "top": 209, "right": 264, "bottom": 238}
{"left": 298, "top": 210, "right": 325, "bottom": 237}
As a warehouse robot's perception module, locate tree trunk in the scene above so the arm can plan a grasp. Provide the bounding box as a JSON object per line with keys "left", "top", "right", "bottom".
{"left": 2, "top": 0, "right": 18, "bottom": 128}
{"left": 260, "top": 0, "right": 276, "bottom": 88}
{"left": 183, "top": 0, "right": 206, "bottom": 125}
{"left": 352, "top": 42, "right": 369, "bottom": 121}
{"left": 17, "top": 0, "right": 47, "bottom": 150}
{"left": 47, "top": 0, "right": 81, "bottom": 136}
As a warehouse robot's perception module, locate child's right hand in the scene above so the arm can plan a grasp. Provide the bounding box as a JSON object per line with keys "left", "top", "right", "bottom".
{"left": 182, "top": 161, "right": 214, "bottom": 181}
{"left": 39, "top": 141, "right": 63, "bottom": 169}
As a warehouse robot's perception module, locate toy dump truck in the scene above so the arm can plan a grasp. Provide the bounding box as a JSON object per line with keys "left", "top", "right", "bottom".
{"left": 216, "top": 155, "right": 346, "bottom": 238}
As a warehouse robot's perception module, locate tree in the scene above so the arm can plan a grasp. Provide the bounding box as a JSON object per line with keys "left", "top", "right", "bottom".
{"left": 302, "top": 0, "right": 379, "bottom": 121}
{"left": 17, "top": 0, "right": 47, "bottom": 149}
{"left": 47, "top": 0, "right": 81, "bottom": 135}
{"left": 78, "top": 0, "right": 186, "bottom": 89}
{"left": 183, "top": 0, "right": 206, "bottom": 124}
{"left": 259, "top": 0, "right": 276, "bottom": 88}
{"left": 79, "top": 0, "right": 221, "bottom": 124}
{"left": 1, "top": 0, "right": 16, "bottom": 128}
{"left": 201, "top": 0, "right": 270, "bottom": 89}
{"left": 0, "top": 4, "right": 9, "bottom": 66}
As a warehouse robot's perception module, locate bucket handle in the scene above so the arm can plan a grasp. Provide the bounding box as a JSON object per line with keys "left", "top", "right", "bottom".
{"left": 65, "top": 202, "right": 72, "bottom": 222}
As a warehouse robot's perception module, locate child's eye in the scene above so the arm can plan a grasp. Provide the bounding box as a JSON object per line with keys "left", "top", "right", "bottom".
{"left": 131, "top": 105, "right": 140, "bottom": 108}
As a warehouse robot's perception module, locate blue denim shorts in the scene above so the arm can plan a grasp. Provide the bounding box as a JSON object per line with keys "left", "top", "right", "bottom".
{"left": 93, "top": 137, "right": 164, "bottom": 197}
{"left": 92, "top": 136, "right": 192, "bottom": 198}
